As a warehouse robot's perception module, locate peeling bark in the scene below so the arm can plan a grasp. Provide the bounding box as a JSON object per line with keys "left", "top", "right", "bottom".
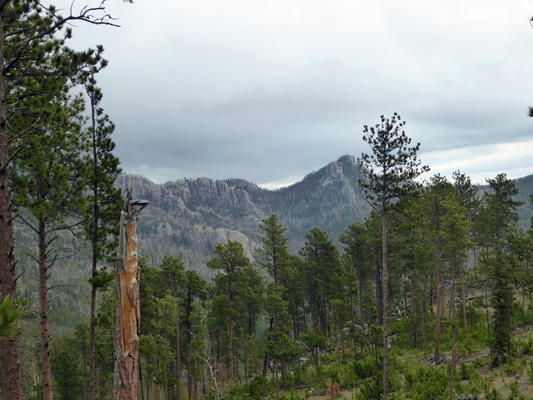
{"left": 114, "top": 205, "right": 141, "bottom": 400}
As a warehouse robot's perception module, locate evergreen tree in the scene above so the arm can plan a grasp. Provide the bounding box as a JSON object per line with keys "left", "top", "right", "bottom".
{"left": 0, "top": 4, "right": 127, "bottom": 396}
{"left": 357, "top": 113, "right": 429, "bottom": 400}
{"left": 299, "top": 227, "right": 341, "bottom": 337}
{"left": 83, "top": 65, "right": 122, "bottom": 400}
{"left": 257, "top": 214, "right": 290, "bottom": 286}
{"left": 479, "top": 174, "right": 523, "bottom": 365}
{"left": 160, "top": 255, "right": 186, "bottom": 400}
{"left": 183, "top": 270, "right": 208, "bottom": 400}
{"left": 339, "top": 222, "right": 373, "bottom": 352}
{"left": 452, "top": 171, "right": 479, "bottom": 333}
{"left": 11, "top": 85, "right": 89, "bottom": 400}
{"left": 423, "top": 174, "right": 454, "bottom": 362}
{"left": 257, "top": 214, "right": 289, "bottom": 376}
{"left": 207, "top": 241, "right": 250, "bottom": 380}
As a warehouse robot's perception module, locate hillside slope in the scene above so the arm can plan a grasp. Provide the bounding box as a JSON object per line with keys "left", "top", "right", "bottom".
{"left": 115, "top": 155, "right": 372, "bottom": 272}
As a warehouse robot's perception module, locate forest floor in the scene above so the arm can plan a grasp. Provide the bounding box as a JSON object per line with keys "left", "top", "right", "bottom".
{"left": 295, "top": 328, "right": 533, "bottom": 400}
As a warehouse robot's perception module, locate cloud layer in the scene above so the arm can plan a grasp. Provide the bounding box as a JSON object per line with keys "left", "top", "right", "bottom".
{"left": 57, "top": 0, "right": 533, "bottom": 186}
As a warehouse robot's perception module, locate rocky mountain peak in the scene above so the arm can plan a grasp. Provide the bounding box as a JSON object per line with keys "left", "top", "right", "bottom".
{"left": 115, "top": 155, "right": 371, "bottom": 272}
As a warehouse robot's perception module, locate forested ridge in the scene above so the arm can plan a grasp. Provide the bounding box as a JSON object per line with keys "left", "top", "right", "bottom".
{"left": 2, "top": 2, "right": 533, "bottom": 400}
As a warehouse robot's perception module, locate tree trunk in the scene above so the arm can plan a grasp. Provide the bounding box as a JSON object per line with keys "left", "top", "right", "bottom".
{"left": 229, "top": 312, "right": 233, "bottom": 381}
{"left": 89, "top": 92, "right": 99, "bottom": 400}
{"left": 188, "top": 339, "right": 193, "bottom": 400}
{"left": 423, "top": 272, "right": 428, "bottom": 358}
{"left": 376, "top": 258, "right": 383, "bottom": 325}
{"left": 358, "top": 252, "right": 366, "bottom": 354}
{"left": 450, "top": 255, "right": 457, "bottom": 400}
{"left": 89, "top": 238, "right": 98, "bottom": 400}
{"left": 262, "top": 316, "right": 274, "bottom": 377}
{"left": 114, "top": 215, "right": 141, "bottom": 399}
{"left": 411, "top": 272, "right": 417, "bottom": 348}
{"left": 39, "top": 219, "right": 53, "bottom": 400}
{"left": 484, "top": 269, "right": 493, "bottom": 365}
{"left": 381, "top": 214, "right": 389, "bottom": 400}
{"left": 0, "top": 3, "right": 23, "bottom": 398}
{"left": 434, "top": 246, "right": 442, "bottom": 362}
{"left": 460, "top": 256, "right": 468, "bottom": 332}
{"left": 177, "top": 303, "right": 182, "bottom": 400}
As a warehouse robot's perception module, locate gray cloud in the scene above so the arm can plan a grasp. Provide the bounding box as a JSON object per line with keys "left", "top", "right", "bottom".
{"left": 55, "top": 0, "right": 533, "bottom": 185}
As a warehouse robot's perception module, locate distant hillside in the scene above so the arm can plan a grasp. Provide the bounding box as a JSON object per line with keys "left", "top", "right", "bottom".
{"left": 115, "top": 155, "right": 372, "bottom": 273}
{"left": 14, "top": 155, "right": 533, "bottom": 332}
{"left": 513, "top": 174, "right": 533, "bottom": 228}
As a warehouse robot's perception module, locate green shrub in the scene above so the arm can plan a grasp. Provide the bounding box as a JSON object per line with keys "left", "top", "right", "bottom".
{"left": 485, "top": 388, "right": 503, "bottom": 400}
{"left": 349, "top": 356, "right": 377, "bottom": 381}
{"left": 458, "top": 362, "right": 475, "bottom": 380}
{"left": 508, "top": 380, "right": 520, "bottom": 398}
{"left": 403, "top": 366, "right": 449, "bottom": 400}
{"left": 279, "top": 389, "right": 302, "bottom": 400}
{"left": 465, "top": 370, "right": 490, "bottom": 396}
{"left": 503, "top": 357, "right": 522, "bottom": 376}
{"left": 246, "top": 375, "right": 272, "bottom": 399}
{"left": 472, "top": 357, "right": 484, "bottom": 369}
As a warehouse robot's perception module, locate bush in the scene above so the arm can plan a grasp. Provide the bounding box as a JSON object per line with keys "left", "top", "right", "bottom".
{"left": 526, "top": 360, "right": 533, "bottom": 384}
{"left": 503, "top": 357, "right": 522, "bottom": 376}
{"left": 350, "top": 356, "right": 378, "bottom": 381}
{"left": 246, "top": 375, "right": 272, "bottom": 399}
{"left": 508, "top": 380, "right": 520, "bottom": 399}
{"left": 403, "top": 366, "right": 449, "bottom": 400}
{"left": 457, "top": 362, "right": 474, "bottom": 380}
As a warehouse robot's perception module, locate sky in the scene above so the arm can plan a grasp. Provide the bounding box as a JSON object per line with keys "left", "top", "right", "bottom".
{"left": 55, "top": 0, "right": 533, "bottom": 188}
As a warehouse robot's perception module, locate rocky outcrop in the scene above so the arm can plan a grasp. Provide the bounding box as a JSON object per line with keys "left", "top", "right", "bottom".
{"left": 115, "top": 155, "right": 372, "bottom": 271}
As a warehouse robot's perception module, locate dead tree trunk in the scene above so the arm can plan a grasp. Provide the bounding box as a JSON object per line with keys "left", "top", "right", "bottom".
{"left": 114, "top": 190, "right": 147, "bottom": 399}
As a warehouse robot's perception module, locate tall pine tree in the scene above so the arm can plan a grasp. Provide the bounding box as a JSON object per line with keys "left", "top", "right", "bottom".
{"left": 357, "top": 113, "right": 428, "bottom": 400}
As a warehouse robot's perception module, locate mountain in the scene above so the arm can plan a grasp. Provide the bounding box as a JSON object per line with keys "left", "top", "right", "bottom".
{"left": 14, "top": 155, "right": 533, "bottom": 331}
{"left": 115, "top": 155, "right": 372, "bottom": 273}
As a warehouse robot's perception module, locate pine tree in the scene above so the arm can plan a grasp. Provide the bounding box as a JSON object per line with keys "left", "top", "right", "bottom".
{"left": 452, "top": 171, "right": 479, "bottom": 334}
{"left": 257, "top": 214, "right": 289, "bottom": 376}
{"left": 479, "top": 174, "right": 523, "bottom": 365}
{"left": 357, "top": 113, "right": 428, "bottom": 400}
{"left": 207, "top": 241, "right": 250, "bottom": 380}
{"left": 160, "top": 255, "right": 186, "bottom": 400}
{"left": 83, "top": 65, "right": 123, "bottom": 400}
{"left": 0, "top": 3, "right": 127, "bottom": 398}
{"left": 423, "top": 174, "right": 454, "bottom": 362}
{"left": 299, "top": 227, "right": 341, "bottom": 336}
{"left": 11, "top": 81, "right": 89, "bottom": 400}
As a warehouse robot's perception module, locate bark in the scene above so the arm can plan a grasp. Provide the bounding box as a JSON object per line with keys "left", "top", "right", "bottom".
{"left": 177, "top": 303, "right": 181, "bottom": 400}
{"left": 89, "top": 90, "right": 98, "bottom": 400}
{"left": 484, "top": 270, "right": 493, "bottom": 365}
{"left": 39, "top": 219, "right": 52, "bottom": 400}
{"left": 188, "top": 335, "right": 192, "bottom": 400}
{"left": 89, "top": 276, "right": 97, "bottom": 400}
{"left": 411, "top": 272, "right": 417, "bottom": 348}
{"left": 0, "top": 2, "right": 23, "bottom": 398}
{"left": 450, "top": 255, "right": 457, "bottom": 400}
{"left": 262, "top": 316, "right": 274, "bottom": 377}
{"left": 381, "top": 214, "right": 389, "bottom": 400}
{"left": 434, "top": 246, "right": 442, "bottom": 362}
{"left": 114, "top": 218, "right": 141, "bottom": 399}
{"left": 357, "top": 250, "right": 366, "bottom": 354}
{"left": 423, "top": 272, "right": 428, "bottom": 358}
{"left": 375, "top": 258, "right": 383, "bottom": 325}
{"left": 460, "top": 256, "right": 468, "bottom": 332}
{"left": 229, "top": 312, "right": 233, "bottom": 380}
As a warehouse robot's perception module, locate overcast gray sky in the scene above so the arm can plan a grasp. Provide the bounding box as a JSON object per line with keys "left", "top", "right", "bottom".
{"left": 57, "top": 0, "right": 533, "bottom": 188}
